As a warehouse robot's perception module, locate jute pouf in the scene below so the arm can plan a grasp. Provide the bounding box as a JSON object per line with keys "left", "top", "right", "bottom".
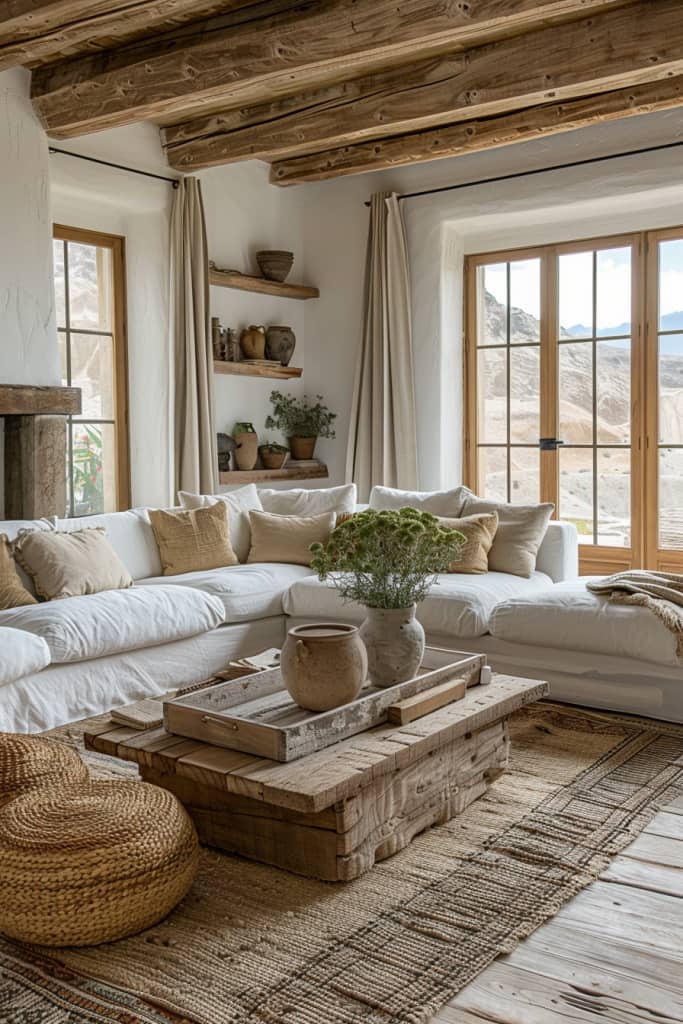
{"left": 0, "top": 733, "right": 89, "bottom": 809}
{"left": 0, "top": 780, "right": 199, "bottom": 946}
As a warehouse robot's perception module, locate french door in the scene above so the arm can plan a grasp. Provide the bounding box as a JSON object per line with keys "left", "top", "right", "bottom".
{"left": 465, "top": 228, "right": 683, "bottom": 574}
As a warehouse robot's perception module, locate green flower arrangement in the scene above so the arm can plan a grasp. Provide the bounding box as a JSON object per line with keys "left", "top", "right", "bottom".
{"left": 310, "top": 507, "right": 466, "bottom": 610}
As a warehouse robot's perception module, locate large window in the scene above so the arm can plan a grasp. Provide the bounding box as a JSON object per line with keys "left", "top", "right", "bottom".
{"left": 53, "top": 226, "right": 130, "bottom": 516}
{"left": 465, "top": 228, "right": 683, "bottom": 573}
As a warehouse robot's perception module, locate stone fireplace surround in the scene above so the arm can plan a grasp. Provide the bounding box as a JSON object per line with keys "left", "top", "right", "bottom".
{"left": 0, "top": 384, "right": 81, "bottom": 519}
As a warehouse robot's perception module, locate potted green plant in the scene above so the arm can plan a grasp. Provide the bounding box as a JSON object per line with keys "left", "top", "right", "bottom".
{"left": 265, "top": 391, "right": 336, "bottom": 460}
{"left": 310, "top": 508, "right": 465, "bottom": 687}
{"left": 258, "top": 441, "right": 289, "bottom": 470}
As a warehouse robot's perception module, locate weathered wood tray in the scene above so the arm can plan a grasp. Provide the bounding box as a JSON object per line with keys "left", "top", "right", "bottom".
{"left": 163, "top": 647, "right": 486, "bottom": 762}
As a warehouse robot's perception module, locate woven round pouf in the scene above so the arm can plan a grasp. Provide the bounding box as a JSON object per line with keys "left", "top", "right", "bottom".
{"left": 0, "top": 780, "right": 199, "bottom": 946}
{"left": 0, "top": 733, "right": 89, "bottom": 809}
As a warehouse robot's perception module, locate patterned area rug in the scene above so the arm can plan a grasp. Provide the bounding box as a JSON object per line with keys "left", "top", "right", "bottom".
{"left": 1, "top": 702, "right": 682, "bottom": 1024}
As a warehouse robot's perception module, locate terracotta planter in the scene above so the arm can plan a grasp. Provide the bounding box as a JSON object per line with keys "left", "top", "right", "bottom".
{"left": 359, "top": 605, "right": 425, "bottom": 688}
{"left": 233, "top": 431, "right": 258, "bottom": 471}
{"left": 281, "top": 623, "right": 367, "bottom": 711}
{"left": 289, "top": 436, "right": 317, "bottom": 460}
{"left": 260, "top": 448, "right": 288, "bottom": 470}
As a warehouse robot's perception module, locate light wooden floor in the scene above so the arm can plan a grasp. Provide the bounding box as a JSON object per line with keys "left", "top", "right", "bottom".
{"left": 431, "top": 796, "right": 683, "bottom": 1024}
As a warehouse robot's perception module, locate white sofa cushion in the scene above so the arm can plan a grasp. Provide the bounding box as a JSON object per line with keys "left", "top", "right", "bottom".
{"left": 138, "top": 563, "right": 315, "bottom": 623}
{"left": 369, "top": 485, "right": 467, "bottom": 516}
{"left": 0, "top": 585, "right": 224, "bottom": 663}
{"left": 54, "top": 509, "right": 162, "bottom": 581}
{"left": 178, "top": 483, "right": 264, "bottom": 563}
{"left": 535, "top": 521, "right": 579, "bottom": 583}
{"left": 284, "top": 570, "right": 552, "bottom": 639}
{"left": 489, "top": 578, "right": 680, "bottom": 667}
{"left": 259, "top": 484, "right": 356, "bottom": 517}
{"left": 0, "top": 628, "right": 51, "bottom": 685}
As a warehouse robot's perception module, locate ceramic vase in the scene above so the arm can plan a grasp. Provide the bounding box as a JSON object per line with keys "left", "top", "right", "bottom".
{"left": 240, "top": 325, "right": 266, "bottom": 360}
{"left": 281, "top": 623, "right": 367, "bottom": 711}
{"left": 359, "top": 605, "right": 425, "bottom": 688}
{"left": 260, "top": 447, "right": 288, "bottom": 470}
{"left": 233, "top": 431, "right": 258, "bottom": 471}
{"left": 290, "top": 436, "right": 317, "bottom": 460}
{"left": 265, "top": 325, "right": 296, "bottom": 366}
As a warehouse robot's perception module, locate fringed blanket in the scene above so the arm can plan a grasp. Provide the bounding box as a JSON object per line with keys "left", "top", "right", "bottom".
{"left": 587, "top": 570, "right": 683, "bottom": 660}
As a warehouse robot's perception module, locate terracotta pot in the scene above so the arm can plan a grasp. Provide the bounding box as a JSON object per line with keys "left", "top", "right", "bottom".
{"left": 233, "top": 431, "right": 258, "bottom": 471}
{"left": 240, "top": 325, "right": 266, "bottom": 360}
{"left": 289, "top": 436, "right": 317, "bottom": 460}
{"left": 281, "top": 623, "right": 367, "bottom": 711}
{"left": 359, "top": 605, "right": 425, "bottom": 688}
{"left": 265, "top": 325, "right": 296, "bottom": 366}
{"left": 260, "top": 448, "right": 288, "bottom": 470}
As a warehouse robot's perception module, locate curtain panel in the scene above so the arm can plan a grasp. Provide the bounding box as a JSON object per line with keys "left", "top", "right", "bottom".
{"left": 169, "top": 177, "right": 217, "bottom": 496}
{"left": 346, "top": 192, "right": 418, "bottom": 501}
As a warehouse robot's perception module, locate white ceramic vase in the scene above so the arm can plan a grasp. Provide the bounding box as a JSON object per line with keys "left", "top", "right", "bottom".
{"left": 359, "top": 605, "right": 425, "bottom": 688}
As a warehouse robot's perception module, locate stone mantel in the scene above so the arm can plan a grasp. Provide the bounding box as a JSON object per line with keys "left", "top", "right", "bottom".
{"left": 0, "top": 384, "right": 81, "bottom": 416}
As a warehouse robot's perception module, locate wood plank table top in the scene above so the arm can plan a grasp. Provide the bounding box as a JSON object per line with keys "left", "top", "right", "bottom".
{"left": 85, "top": 674, "right": 547, "bottom": 814}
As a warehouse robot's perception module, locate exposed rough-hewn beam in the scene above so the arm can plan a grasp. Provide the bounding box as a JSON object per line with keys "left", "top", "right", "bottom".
{"left": 269, "top": 75, "right": 683, "bottom": 185}
{"left": 0, "top": 0, "right": 265, "bottom": 71}
{"left": 163, "top": 0, "right": 683, "bottom": 171}
{"left": 30, "top": 0, "right": 630, "bottom": 138}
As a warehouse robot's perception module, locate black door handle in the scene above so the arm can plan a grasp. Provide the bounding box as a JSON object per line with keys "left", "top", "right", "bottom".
{"left": 539, "top": 438, "right": 565, "bottom": 451}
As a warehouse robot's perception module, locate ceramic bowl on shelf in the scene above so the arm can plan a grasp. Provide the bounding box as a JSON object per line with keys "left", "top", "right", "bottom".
{"left": 256, "top": 250, "right": 294, "bottom": 282}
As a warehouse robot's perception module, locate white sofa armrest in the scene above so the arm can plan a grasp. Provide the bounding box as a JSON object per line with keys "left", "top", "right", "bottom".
{"left": 536, "top": 521, "right": 579, "bottom": 583}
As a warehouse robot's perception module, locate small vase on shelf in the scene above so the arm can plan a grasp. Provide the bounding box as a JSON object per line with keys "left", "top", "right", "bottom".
{"left": 233, "top": 422, "right": 258, "bottom": 471}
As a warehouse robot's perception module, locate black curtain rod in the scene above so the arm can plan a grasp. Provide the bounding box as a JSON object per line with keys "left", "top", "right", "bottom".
{"left": 364, "top": 139, "right": 683, "bottom": 206}
{"left": 48, "top": 146, "right": 180, "bottom": 187}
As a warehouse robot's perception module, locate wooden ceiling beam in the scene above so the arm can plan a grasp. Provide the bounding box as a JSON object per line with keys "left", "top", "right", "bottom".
{"left": 268, "top": 75, "right": 683, "bottom": 185}
{"left": 162, "top": 0, "right": 683, "bottom": 171}
{"left": 29, "top": 0, "right": 630, "bottom": 138}
{"left": 0, "top": 0, "right": 266, "bottom": 71}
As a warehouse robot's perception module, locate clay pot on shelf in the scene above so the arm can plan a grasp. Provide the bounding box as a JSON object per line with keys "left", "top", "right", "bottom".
{"left": 233, "top": 424, "right": 258, "bottom": 471}
{"left": 289, "top": 436, "right": 317, "bottom": 460}
{"left": 256, "top": 250, "right": 294, "bottom": 283}
{"left": 265, "top": 326, "right": 296, "bottom": 366}
{"left": 240, "top": 325, "right": 266, "bottom": 360}
{"left": 281, "top": 623, "right": 367, "bottom": 712}
{"left": 259, "top": 445, "right": 288, "bottom": 470}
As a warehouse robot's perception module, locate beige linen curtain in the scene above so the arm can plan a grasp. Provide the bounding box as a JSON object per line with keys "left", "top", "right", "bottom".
{"left": 346, "top": 191, "right": 418, "bottom": 501}
{"left": 170, "top": 177, "right": 217, "bottom": 495}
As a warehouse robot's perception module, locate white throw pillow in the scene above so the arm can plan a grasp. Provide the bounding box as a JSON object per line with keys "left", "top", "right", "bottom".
{"left": 0, "top": 627, "right": 51, "bottom": 684}
{"left": 369, "top": 485, "right": 468, "bottom": 516}
{"left": 259, "top": 484, "right": 356, "bottom": 518}
{"left": 178, "top": 483, "right": 264, "bottom": 563}
{"left": 54, "top": 509, "right": 162, "bottom": 581}
{"left": 460, "top": 490, "right": 554, "bottom": 578}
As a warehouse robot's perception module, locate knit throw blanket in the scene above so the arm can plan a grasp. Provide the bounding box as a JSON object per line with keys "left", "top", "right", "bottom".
{"left": 587, "top": 570, "right": 683, "bottom": 660}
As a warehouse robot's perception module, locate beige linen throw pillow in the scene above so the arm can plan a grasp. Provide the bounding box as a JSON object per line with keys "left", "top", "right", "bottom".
{"left": 149, "top": 502, "right": 238, "bottom": 576}
{"left": 0, "top": 535, "right": 37, "bottom": 609}
{"left": 14, "top": 528, "right": 133, "bottom": 600}
{"left": 438, "top": 512, "right": 499, "bottom": 574}
{"left": 247, "top": 510, "right": 335, "bottom": 566}
{"left": 461, "top": 491, "right": 553, "bottom": 577}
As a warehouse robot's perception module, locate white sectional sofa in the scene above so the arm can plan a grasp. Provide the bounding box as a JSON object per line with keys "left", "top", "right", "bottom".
{"left": 0, "top": 486, "right": 680, "bottom": 732}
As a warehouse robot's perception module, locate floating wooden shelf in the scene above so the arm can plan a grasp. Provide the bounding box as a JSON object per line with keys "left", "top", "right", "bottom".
{"left": 210, "top": 269, "right": 319, "bottom": 300}
{"left": 219, "top": 463, "right": 328, "bottom": 484}
{"left": 214, "top": 360, "right": 302, "bottom": 380}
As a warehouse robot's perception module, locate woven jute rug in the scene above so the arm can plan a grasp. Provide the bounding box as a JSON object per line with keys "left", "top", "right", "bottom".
{"left": 1, "top": 702, "right": 682, "bottom": 1024}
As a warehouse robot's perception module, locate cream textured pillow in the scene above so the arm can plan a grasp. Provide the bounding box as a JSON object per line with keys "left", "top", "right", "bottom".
{"left": 178, "top": 483, "right": 263, "bottom": 563}
{"left": 460, "top": 491, "right": 553, "bottom": 577}
{"left": 13, "top": 528, "right": 133, "bottom": 600}
{"left": 247, "top": 510, "right": 335, "bottom": 566}
{"left": 149, "top": 502, "right": 238, "bottom": 576}
{"left": 370, "top": 485, "right": 467, "bottom": 516}
{"left": 0, "top": 536, "right": 37, "bottom": 609}
{"left": 259, "top": 484, "right": 356, "bottom": 517}
{"left": 438, "top": 512, "right": 499, "bottom": 574}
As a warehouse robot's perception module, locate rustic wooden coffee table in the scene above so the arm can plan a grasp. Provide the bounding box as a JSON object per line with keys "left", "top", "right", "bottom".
{"left": 85, "top": 670, "right": 547, "bottom": 881}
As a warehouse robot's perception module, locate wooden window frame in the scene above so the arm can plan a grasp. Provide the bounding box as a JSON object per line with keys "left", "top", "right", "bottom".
{"left": 53, "top": 224, "right": 131, "bottom": 513}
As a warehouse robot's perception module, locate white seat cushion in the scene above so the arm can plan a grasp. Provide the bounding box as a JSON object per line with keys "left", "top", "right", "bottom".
{"left": 54, "top": 509, "right": 162, "bottom": 581}
{"left": 284, "top": 570, "right": 552, "bottom": 639}
{"left": 137, "top": 563, "right": 315, "bottom": 624}
{"left": 0, "top": 628, "right": 51, "bottom": 685}
{"left": 0, "top": 586, "right": 224, "bottom": 663}
{"left": 489, "top": 578, "right": 680, "bottom": 667}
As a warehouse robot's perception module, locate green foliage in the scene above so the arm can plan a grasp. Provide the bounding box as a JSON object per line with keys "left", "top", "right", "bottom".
{"left": 72, "top": 424, "right": 104, "bottom": 515}
{"left": 265, "top": 390, "right": 336, "bottom": 439}
{"left": 310, "top": 507, "right": 465, "bottom": 610}
{"left": 259, "top": 441, "right": 289, "bottom": 453}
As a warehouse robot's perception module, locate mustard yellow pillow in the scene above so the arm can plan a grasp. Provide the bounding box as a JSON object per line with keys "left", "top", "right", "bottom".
{"left": 13, "top": 528, "right": 133, "bottom": 600}
{"left": 247, "top": 510, "right": 335, "bottom": 566}
{"left": 0, "top": 535, "right": 37, "bottom": 609}
{"left": 149, "top": 502, "right": 238, "bottom": 576}
{"left": 438, "top": 512, "right": 499, "bottom": 574}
